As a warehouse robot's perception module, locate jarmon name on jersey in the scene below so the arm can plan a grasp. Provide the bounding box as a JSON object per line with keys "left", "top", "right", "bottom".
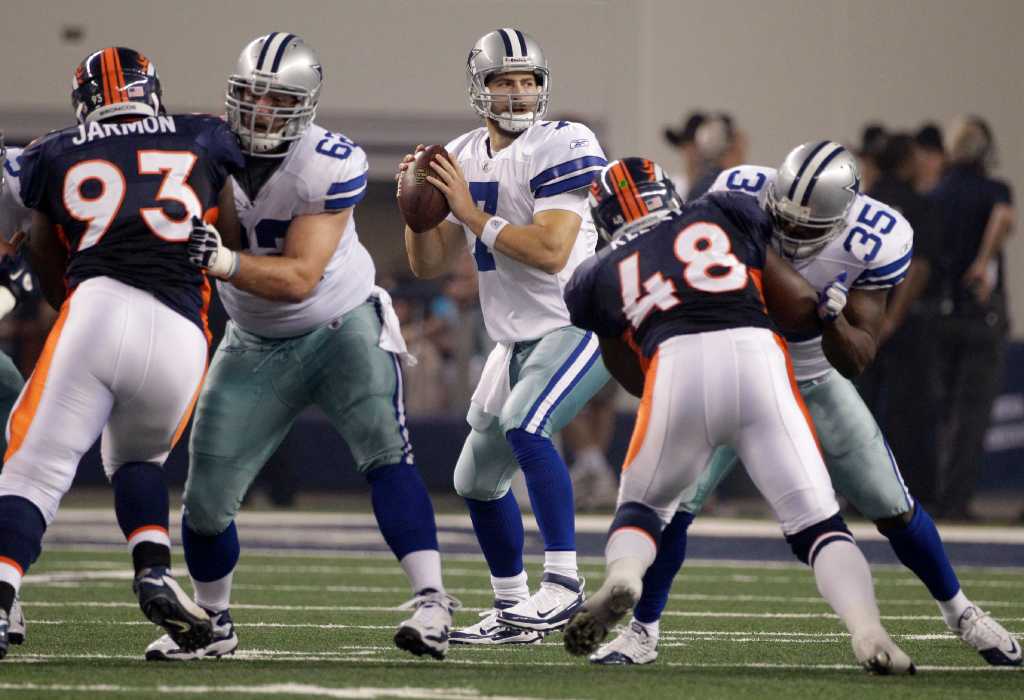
{"left": 444, "top": 120, "right": 607, "bottom": 343}
{"left": 709, "top": 164, "right": 914, "bottom": 381}
{"left": 218, "top": 124, "right": 372, "bottom": 338}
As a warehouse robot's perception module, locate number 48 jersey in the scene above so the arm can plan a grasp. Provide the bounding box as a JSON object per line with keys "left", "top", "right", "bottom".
{"left": 565, "top": 191, "right": 776, "bottom": 359}
{"left": 710, "top": 164, "right": 914, "bottom": 379}
{"left": 17, "top": 114, "right": 244, "bottom": 334}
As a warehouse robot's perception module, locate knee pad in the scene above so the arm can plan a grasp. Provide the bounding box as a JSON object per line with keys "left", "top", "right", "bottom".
{"left": 785, "top": 513, "right": 854, "bottom": 566}
{"left": 609, "top": 501, "right": 663, "bottom": 548}
{"left": 182, "top": 492, "right": 234, "bottom": 537}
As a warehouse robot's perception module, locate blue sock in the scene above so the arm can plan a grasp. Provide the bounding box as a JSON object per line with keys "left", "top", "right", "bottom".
{"left": 465, "top": 491, "right": 524, "bottom": 578}
{"left": 111, "top": 462, "right": 168, "bottom": 540}
{"left": 366, "top": 463, "right": 439, "bottom": 560}
{"left": 635, "top": 511, "right": 694, "bottom": 623}
{"left": 0, "top": 495, "right": 46, "bottom": 574}
{"left": 880, "top": 504, "right": 961, "bottom": 602}
{"left": 506, "top": 428, "right": 575, "bottom": 551}
{"left": 182, "top": 515, "right": 239, "bottom": 582}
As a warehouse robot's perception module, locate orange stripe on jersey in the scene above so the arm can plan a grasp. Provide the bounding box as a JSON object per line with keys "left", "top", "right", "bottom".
{"left": 0, "top": 556, "right": 24, "bottom": 576}
{"left": 621, "top": 349, "right": 660, "bottom": 473}
{"left": 170, "top": 362, "right": 207, "bottom": 450}
{"left": 623, "top": 329, "right": 651, "bottom": 374}
{"left": 198, "top": 274, "right": 213, "bottom": 346}
{"left": 772, "top": 333, "right": 822, "bottom": 452}
{"left": 748, "top": 268, "right": 768, "bottom": 313}
{"left": 5, "top": 299, "right": 72, "bottom": 462}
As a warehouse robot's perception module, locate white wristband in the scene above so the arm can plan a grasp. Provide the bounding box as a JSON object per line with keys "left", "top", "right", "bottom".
{"left": 210, "top": 248, "right": 239, "bottom": 279}
{"left": 480, "top": 216, "right": 509, "bottom": 249}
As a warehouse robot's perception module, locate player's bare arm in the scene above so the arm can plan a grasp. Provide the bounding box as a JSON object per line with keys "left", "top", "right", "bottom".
{"left": 25, "top": 210, "right": 68, "bottom": 309}
{"left": 962, "top": 202, "right": 1015, "bottom": 303}
{"left": 397, "top": 146, "right": 465, "bottom": 278}
{"left": 879, "top": 258, "right": 929, "bottom": 345}
{"left": 820, "top": 287, "right": 886, "bottom": 378}
{"left": 214, "top": 180, "right": 243, "bottom": 251}
{"left": 761, "top": 247, "right": 820, "bottom": 336}
{"left": 229, "top": 209, "right": 349, "bottom": 303}
{"left": 599, "top": 335, "right": 645, "bottom": 398}
{"left": 428, "top": 153, "right": 580, "bottom": 275}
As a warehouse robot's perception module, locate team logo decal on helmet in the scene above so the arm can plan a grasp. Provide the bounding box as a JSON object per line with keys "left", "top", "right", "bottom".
{"left": 589, "top": 158, "right": 683, "bottom": 241}
{"left": 466, "top": 28, "right": 551, "bottom": 133}
{"left": 70, "top": 47, "right": 164, "bottom": 124}
{"left": 765, "top": 141, "right": 860, "bottom": 259}
{"left": 226, "top": 33, "right": 322, "bottom": 157}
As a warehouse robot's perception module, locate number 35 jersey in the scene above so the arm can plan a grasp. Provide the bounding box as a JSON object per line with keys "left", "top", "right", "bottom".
{"left": 444, "top": 120, "right": 607, "bottom": 344}
{"left": 17, "top": 114, "right": 244, "bottom": 334}
{"left": 565, "top": 191, "right": 775, "bottom": 359}
{"left": 710, "top": 165, "right": 914, "bottom": 380}
{"left": 218, "top": 124, "right": 373, "bottom": 338}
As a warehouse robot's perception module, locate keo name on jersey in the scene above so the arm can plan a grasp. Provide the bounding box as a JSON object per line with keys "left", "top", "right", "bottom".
{"left": 71, "top": 115, "right": 177, "bottom": 145}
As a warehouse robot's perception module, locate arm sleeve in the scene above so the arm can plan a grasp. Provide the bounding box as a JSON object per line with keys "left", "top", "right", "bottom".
{"left": 528, "top": 123, "right": 607, "bottom": 199}
{"left": 296, "top": 141, "right": 369, "bottom": 216}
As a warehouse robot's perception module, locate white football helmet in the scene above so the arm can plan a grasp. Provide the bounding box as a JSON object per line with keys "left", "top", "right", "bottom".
{"left": 466, "top": 28, "right": 550, "bottom": 133}
{"left": 226, "top": 33, "right": 322, "bottom": 157}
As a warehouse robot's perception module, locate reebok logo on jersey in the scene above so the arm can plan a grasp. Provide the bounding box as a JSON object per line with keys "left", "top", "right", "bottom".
{"left": 570, "top": 139, "right": 589, "bottom": 150}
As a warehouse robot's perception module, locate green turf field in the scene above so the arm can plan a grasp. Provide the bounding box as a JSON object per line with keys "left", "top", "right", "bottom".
{"left": 1, "top": 547, "right": 1020, "bottom": 699}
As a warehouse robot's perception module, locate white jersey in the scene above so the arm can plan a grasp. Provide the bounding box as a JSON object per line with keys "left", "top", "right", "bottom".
{"left": 444, "top": 120, "right": 607, "bottom": 343}
{"left": 710, "top": 164, "right": 914, "bottom": 381}
{"left": 218, "top": 125, "right": 374, "bottom": 338}
{"left": 1, "top": 147, "right": 33, "bottom": 239}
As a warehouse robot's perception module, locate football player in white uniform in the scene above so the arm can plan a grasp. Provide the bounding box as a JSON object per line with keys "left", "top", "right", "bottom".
{"left": 400, "top": 28, "right": 610, "bottom": 643}
{"left": 148, "top": 34, "right": 458, "bottom": 662}
{"left": 592, "top": 142, "right": 1021, "bottom": 667}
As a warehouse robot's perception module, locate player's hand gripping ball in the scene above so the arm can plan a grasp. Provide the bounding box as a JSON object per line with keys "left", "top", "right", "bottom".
{"left": 397, "top": 144, "right": 452, "bottom": 233}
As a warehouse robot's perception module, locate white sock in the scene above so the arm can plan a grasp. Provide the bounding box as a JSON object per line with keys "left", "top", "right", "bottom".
{"left": 937, "top": 589, "right": 971, "bottom": 630}
{"left": 491, "top": 570, "right": 529, "bottom": 603}
{"left": 0, "top": 559, "right": 23, "bottom": 598}
{"left": 810, "top": 538, "right": 881, "bottom": 636}
{"left": 605, "top": 528, "right": 658, "bottom": 571}
{"left": 544, "top": 550, "right": 578, "bottom": 581}
{"left": 192, "top": 571, "right": 233, "bottom": 613}
{"left": 632, "top": 616, "right": 660, "bottom": 639}
{"left": 400, "top": 549, "right": 444, "bottom": 594}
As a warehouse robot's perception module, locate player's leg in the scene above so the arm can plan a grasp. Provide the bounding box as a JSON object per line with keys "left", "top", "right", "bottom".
{"left": 561, "top": 382, "right": 619, "bottom": 510}
{"left": 0, "top": 294, "right": 115, "bottom": 659}
{"left": 591, "top": 446, "right": 738, "bottom": 665}
{"left": 0, "top": 351, "right": 25, "bottom": 458}
{"left": 146, "top": 323, "right": 305, "bottom": 660}
{"left": 451, "top": 414, "right": 542, "bottom": 644}
{"left": 495, "top": 327, "right": 610, "bottom": 632}
{"left": 311, "top": 300, "right": 455, "bottom": 659}
{"left": 734, "top": 330, "right": 912, "bottom": 674}
{"left": 807, "top": 370, "right": 1020, "bottom": 666}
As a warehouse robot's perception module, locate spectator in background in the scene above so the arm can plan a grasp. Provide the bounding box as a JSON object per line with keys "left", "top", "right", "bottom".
{"left": 663, "top": 111, "right": 705, "bottom": 199}
{"left": 913, "top": 123, "right": 946, "bottom": 194}
{"left": 857, "top": 132, "right": 943, "bottom": 506}
{"left": 685, "top": 113, "right": 747, "bottom": 200}
{"left": 855, "top": 123, "right": 888, "bottom": 193}
{"left": 930, "top": 116, "right": 1016, "bottom": 520}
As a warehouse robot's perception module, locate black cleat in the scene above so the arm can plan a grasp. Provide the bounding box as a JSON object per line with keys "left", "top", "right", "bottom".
{"left": 134, "top": 567, "right": 212, "bottom": 653}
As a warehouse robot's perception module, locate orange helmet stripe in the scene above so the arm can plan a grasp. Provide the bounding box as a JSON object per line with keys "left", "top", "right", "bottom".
{"left": 620, "top": 162, "right": 650, "bottom": 217}
{"left": 609, "top": 162, "right": 642, "bottom": 221}
{"left": 110, "top": 48, "right": 127, "bottom": 103}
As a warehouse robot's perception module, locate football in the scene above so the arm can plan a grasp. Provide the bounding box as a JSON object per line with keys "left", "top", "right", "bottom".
{"left": 398, "top": 144, "right": 452, "bottom": 233}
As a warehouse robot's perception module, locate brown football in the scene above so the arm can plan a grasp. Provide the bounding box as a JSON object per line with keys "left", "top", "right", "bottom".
{"left": 398, "top": 145, "right": 452, "bottom": 233}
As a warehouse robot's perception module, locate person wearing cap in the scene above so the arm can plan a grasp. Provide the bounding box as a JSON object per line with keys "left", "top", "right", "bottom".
{"left": 855, "top": 123, "right": 888, "bottom": 193}
{"left": 663, "top": 111, "right": 705, "bottom": 200}
{"left": 684, "top": 113, "right": 746, "bottom": 201}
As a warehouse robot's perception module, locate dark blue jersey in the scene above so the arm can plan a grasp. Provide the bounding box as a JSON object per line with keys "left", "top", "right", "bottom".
{"left": 18, "top": 114, "right": 244, "bottom": 335}
{"left": 565, "top": 191, "right": 775, "bottom": 358}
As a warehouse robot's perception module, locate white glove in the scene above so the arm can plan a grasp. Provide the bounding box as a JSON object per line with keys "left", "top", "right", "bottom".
{"left": 188, "top": 216, "right": 238, "bottom": 279}
{"left": 818, "top": 271, "right": 849, "bottom": 322}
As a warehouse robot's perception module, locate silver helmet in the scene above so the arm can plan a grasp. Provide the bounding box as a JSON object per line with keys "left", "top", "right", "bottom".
{"left": 466, "top": 28, "right": 550, "bottom": 133}
{"left": 765, "top": 141, "right": 860, "bottom": 258}
{"left": 226, "top": 33, "right": 322, "bottom": 157}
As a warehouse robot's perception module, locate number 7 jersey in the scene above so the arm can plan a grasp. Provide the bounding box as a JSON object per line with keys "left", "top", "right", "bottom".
{"left": 709, "top": 164, "right": 914, "bottom": 380}
{"left": 17, "top": 114, "right": 244, "bottom": 335}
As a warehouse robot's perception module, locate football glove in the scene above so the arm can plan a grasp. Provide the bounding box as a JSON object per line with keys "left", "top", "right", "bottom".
{"left": 817, "top": 271, "right": 848, "bottom": 322}
{"left": 188, "top": 216, "right": 238, "bottom": 279}
{"left": 0, "top": 253, "right": 36, "bottom": 320}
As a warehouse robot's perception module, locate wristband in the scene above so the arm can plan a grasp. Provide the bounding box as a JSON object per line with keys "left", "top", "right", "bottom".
{"left": 480, "top": 216, "right": 509, "bottom": 248}
{"left": 212, "top": 248, "right": 239, "bottom": 280}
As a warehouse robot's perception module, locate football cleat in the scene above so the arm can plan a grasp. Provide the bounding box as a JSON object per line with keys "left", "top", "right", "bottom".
{"left": 145, "top": 608, "right": 238, "bottom": 661}
{"left": 7, "top": 597, "right": 25, "bottom": 645}
{"left": 955, "top": 606, "right": 1022, "bottom": 666}
{"left": 0, "top": 608, "right": 9, "bottom": 660}
{"left": 394, "top": 589, "right": 461, "bottom": 660}
{"left": 563, "top": 572, "right": 639, "bottom": 657}
{"left": 589, "top": 619, "right": 659, "bottom": 665}
{"left": 133, "top": 567, "right": 212, "bottom": 653}
{"left": 497, "top": 573, "right": 585, "bottom": 632}
{"left": 450, "top": 600, "right": 545, "bottom": 646}
{"left": 851, "top": 626, "right": 916, "bottom": 675}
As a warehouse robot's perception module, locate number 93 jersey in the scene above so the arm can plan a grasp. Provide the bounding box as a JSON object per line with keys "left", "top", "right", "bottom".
{"left": 17, "top": 114, "right": 244, "bottom": 335}
{"left": 218, "top": 124, "right": 373, "bottom": 338}
{"left": 444, "top": 120, "right": 607, "bottom": 344}
{"left": 710, "top": 164, "right": 914, "bottom": 380}
{"left": 565, "top": 191, "right": 775, "bottom": 359}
